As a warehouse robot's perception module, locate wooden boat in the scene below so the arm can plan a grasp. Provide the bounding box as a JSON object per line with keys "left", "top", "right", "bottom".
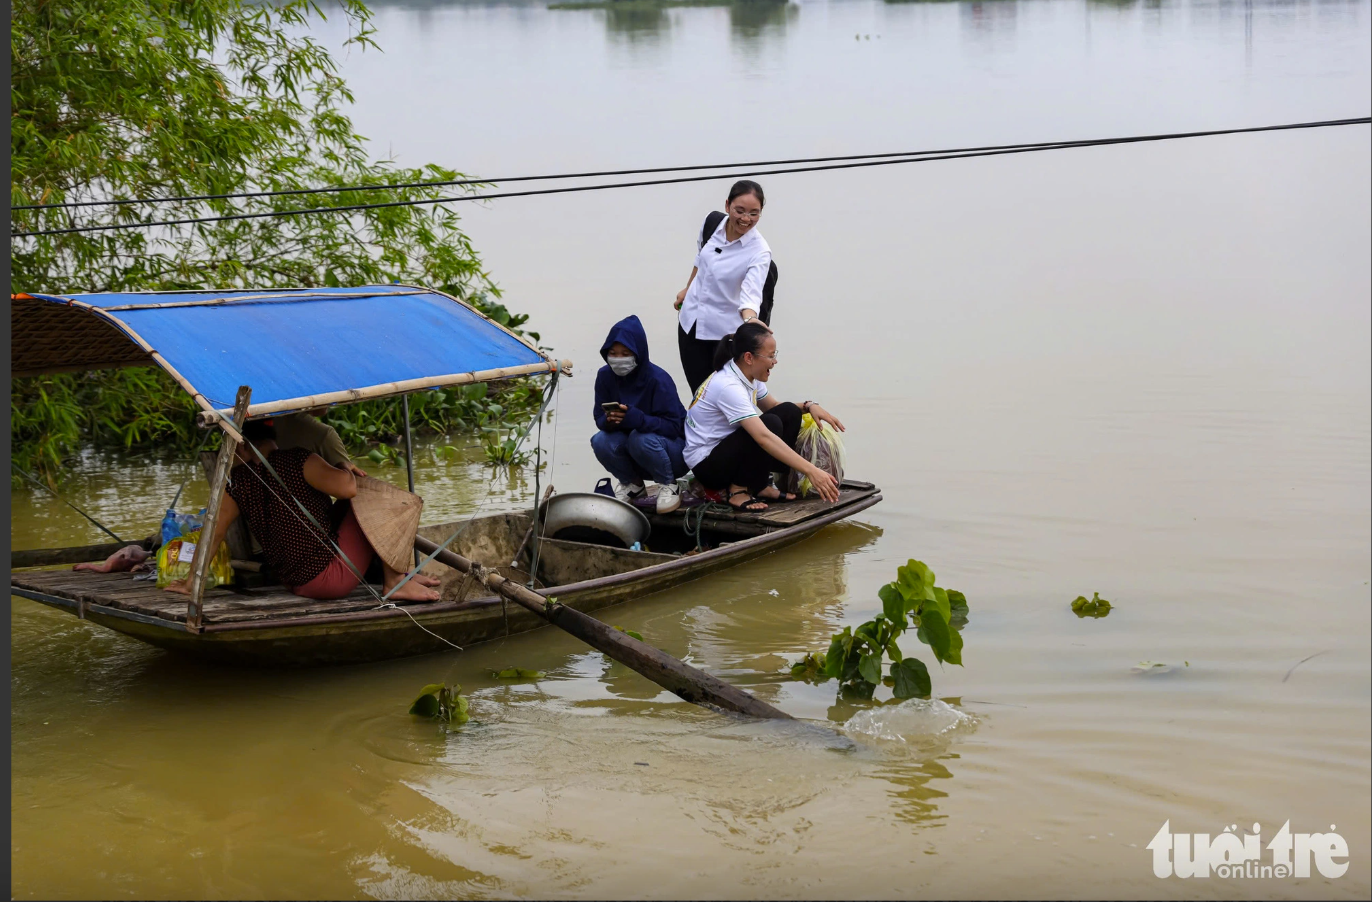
{"left": 10, "top": 285, "right": 881, "bottom": 666}
{"left": 11, "top": 481, "right": 881, "bottom": 666}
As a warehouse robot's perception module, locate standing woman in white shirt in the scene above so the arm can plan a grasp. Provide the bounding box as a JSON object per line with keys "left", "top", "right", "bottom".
{"left": 683, "top": 322, "right": 844, "bottom": 512}
{"left": 674, "top": 180, "right": 773, "bottom": 393}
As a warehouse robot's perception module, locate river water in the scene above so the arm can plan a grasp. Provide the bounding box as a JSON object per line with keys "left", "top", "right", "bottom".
{"left": 10, "top": 0, "right": 1371, "bottom": 897}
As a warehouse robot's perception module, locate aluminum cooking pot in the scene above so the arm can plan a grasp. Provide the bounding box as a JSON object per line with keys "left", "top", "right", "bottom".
{"left": 537, "top": 492, "right": 651, "bottom": 549}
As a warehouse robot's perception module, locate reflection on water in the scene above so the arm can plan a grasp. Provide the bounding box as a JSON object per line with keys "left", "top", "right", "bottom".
{"left": 878, "top": 754, "right": 958, "bottom": 827}
{"left": 960, "top": 0, "right": 1019, "bottom": 43}
{"left": 729, "top": 0, "right": 797, "bottom": 42}
{"left": 564, "top": 0, "right": 797, "bottom": 47}
{"left": 603, "top": 3, "right": 674, "bottom": 42}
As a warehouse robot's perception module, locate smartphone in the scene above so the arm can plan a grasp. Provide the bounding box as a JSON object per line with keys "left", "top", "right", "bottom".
{"left": 601, "top": 402, "right": 624, "bottom": 411}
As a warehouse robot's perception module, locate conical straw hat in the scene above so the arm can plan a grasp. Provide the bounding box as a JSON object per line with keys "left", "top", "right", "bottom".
{"left": 351, "top": 475, "right": 424, "bottom": 574}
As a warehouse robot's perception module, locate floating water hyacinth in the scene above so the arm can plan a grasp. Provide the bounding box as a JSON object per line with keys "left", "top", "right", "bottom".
{"left": 409, "top": 683, "right": 469, "bottom": 724}
{"left": 1071, "top": 592, "right": 1113, "bottom": 618}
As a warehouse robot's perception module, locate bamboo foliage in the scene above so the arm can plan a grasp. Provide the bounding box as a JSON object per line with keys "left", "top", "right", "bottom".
{"left": 9, "top": 0, "right": 537, "bottom": 485}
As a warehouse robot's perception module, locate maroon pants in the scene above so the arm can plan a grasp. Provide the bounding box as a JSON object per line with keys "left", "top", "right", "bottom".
{"left": 290, "top": 508, "right": 376, "bottom": 600}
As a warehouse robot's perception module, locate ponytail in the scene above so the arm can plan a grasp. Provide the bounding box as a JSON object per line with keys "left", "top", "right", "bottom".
{"left": 711, "top": 334, "right": 736, "bottom": 372}
{"left": 712, "top": 321, "right": 770, "bottom": 371}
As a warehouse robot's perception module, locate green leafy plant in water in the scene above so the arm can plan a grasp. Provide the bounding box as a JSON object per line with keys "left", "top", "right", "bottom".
{"left": 365, "top": 443, "right": 404, "bottom": 467}
{"left": 409, "top": 683, "right": 469, "bottom": 725}
{"left": 790, "top": 559, "right": 970, "bottom": 700}
{"left": 491, "top": 667, "right": 545, "bottom": 680}
{"left": 482, "top": 430, "right": 535, "bottom": 468}
{"left": 790, "top": 651, "right": 827, "bottom": 682}
{"left": 1071, "top": 592, "right": 1112, "bottom": 618}
{"left": 613, "top": 625, "right": 645, "bottom": 642}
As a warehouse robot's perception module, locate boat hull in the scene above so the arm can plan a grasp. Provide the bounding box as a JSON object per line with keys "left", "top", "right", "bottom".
{"left": 13, "top": 487, "right": 880, "bottom": 666}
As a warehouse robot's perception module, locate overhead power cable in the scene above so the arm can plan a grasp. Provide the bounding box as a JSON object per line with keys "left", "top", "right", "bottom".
{"left": 9, "top": 136, "right": 1113, "bottom": 211}
{"left": 11, "top": 117, "right": 1368, "bottom": 239}
{"left": 17, "top": 115, "right": 1368, "bottom": 212}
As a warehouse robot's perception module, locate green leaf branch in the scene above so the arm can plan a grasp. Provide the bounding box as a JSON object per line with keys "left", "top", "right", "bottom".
{"left": 791, "top": 559, "right": 970, "bottom": 700}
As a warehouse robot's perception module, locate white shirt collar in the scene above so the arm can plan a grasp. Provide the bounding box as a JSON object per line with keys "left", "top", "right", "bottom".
{"left": 726, "top": 360, "right": 755, "bottom": 388}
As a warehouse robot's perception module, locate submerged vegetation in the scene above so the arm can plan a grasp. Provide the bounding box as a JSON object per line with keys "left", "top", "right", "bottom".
{"left": 792, "top": 559, "right": 969, "bottom": 701}
{"left": 491, "top": 667, "right": 545, "bottom": 680}
{"left": 10, "top": 0, "right": 541, "bottom": 485}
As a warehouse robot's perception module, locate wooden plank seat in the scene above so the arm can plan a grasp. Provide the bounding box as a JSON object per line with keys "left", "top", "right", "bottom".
{"left": 10, "top": 568, "right": 411, "bottom": 624}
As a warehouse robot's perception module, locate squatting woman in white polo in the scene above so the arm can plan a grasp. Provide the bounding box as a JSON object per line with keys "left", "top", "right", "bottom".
{"left": 683, "top": 322, "right": 844, "bottom": 512}
{"left": 674, "top": 179, "right": 773, "bottom": 393}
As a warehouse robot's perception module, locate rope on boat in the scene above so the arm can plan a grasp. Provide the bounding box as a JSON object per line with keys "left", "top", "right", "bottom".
{"left": 526, "top": 372, "right": 559, "bottom": 591}
{"left": 14, "top": 118, "right": 1368, "bottom": 237}
{"left": 11, "top": 463, "right": 125, "bottom": 543}
{"left": 682, "top": 501, "right": 732, "bottom": 553}
{"left": 15, "top": 117, "right": 1370, "bottom": 214}
{"left": 374, "top": 602, "right": 464, "bottom": 652}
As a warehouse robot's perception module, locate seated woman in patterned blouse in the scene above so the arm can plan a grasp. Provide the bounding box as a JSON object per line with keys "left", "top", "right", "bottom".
{"left": 164, "top": 418, "right": 440, "bottom": 602}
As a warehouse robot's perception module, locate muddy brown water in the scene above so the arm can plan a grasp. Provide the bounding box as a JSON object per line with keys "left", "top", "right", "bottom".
{"left": 10, "top": 0, "right": 1370, "bottom": 897}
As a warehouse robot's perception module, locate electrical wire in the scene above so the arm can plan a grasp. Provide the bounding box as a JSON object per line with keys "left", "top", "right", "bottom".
{"left": 16, "top": 116, "right": 1367, "bottom": 212}
{"left": 6, "top": 131, "right": 1178, "bottom": 211}
{"left": 12, "top": 117, "right": 1367, "bottom": 238}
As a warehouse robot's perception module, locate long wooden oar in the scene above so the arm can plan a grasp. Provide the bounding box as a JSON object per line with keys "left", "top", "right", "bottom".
{"left": 413, "top": 535, "right": 791, "bottom": 720}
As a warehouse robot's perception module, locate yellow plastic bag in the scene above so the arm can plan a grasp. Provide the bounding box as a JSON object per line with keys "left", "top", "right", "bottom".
{"left": 156, "top": 529, "right": 232, "bottom": 589}
{"left": 788, "top": 413, "right": 846, "bottom": 497}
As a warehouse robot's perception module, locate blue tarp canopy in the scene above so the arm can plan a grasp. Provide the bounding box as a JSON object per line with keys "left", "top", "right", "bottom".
{"left": 11, "top": 285, "right": 563, "bottom": 423}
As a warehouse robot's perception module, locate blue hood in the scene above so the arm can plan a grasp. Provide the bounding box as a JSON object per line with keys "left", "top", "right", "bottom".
{"left": 600, "top": 314, "right": 651, "bottom": 370}
{"left": 592, "top": 315, "right": 686, "bottom": 439}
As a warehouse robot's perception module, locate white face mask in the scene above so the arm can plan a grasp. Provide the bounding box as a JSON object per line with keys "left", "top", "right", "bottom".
{"left": 607, "top": 355, "right": 637, "bottom": 377}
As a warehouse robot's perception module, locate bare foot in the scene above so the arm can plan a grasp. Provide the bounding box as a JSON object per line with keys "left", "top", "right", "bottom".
{"left": 385, "top": 580, "right": 440, "bottom": 602}
{"left": 163, "top": 579, "right": 191, "bottom": 595}
{"left": 413, "top": 574, "right": 441, "bottom": 588}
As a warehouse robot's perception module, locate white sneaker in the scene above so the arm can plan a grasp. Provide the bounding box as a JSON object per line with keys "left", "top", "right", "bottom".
{"left": 614, "top": 481, "right": 644, "bottom": 503}
{"left": 655, "top": 483, "right": 682, "bottom": 514}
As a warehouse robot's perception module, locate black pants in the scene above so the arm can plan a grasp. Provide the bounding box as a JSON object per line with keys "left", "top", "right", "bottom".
{"left": 693, "top": 402, "right": 803, "bottom": 496}
{"left": 678, "top": 322, "right": 718, "bottom": 396}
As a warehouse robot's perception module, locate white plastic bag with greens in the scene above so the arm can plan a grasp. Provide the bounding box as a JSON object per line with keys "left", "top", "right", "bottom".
{"left": 787, "top": 413, "right": 845, "bottom": 498}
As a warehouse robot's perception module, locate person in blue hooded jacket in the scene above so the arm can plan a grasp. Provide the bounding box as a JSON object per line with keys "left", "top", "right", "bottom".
{"left": 591, "top": 315, "right": 689, "bottom": 513}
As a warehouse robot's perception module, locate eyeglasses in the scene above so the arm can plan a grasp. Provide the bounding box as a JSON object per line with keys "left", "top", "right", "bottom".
{"left": 730, "top": 207, "right": 762, "bottom": 220}
{"left": 751, "top": 350, "right": 778, "bottom": 362}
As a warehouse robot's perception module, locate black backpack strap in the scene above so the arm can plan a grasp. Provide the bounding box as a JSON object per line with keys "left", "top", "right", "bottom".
{"left": 700, "top": 210, "right": 726, "bottom": 249}
{"left": 760, "top": 261, "right": 777, "bottom": 326}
